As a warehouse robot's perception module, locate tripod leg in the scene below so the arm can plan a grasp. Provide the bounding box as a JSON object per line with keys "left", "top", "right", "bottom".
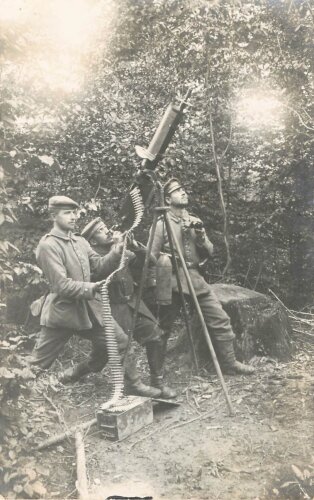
{"left": 163, "top": 215, "right": 199, "bottom": 372}
{"left": 165, "top": 213, "right": 234, "bottom": 416}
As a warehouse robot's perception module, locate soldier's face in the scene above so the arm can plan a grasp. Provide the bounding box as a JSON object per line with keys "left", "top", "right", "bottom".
{"left": 93, "top": 223, "right": 114, "bottom": 245}
{"left": 168, "top": 187, "right": 189, "bottom": 207}
{"left": 54, "top": 209, "right": 77, "bottom": 231}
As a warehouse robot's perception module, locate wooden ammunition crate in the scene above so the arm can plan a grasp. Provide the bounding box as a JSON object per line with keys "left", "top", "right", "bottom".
{"left": 96, "top": 396, "right": 153, "bottom": 441}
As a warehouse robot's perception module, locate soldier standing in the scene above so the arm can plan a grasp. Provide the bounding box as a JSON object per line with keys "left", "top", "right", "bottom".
{"left": 31, "top": 196, "right": 160, "bottom": 397}
{"left": 81, "top": 218, "right": 177, "bottom": 399}
{"left": 149, "top": 178, "right": 255, "bottom": 375}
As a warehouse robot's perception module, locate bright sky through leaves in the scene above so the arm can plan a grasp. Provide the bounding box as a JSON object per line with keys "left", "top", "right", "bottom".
{"left": 0, "top": 0, "right": 25, "bottom": 21}
{"left": 235, "top": 92, "right": 285, "bottom": 130}
{"left": 0, "top": 0, "right": 116, "bottom": 93}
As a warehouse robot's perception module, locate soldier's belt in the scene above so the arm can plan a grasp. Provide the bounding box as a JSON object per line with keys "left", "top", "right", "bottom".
{"left": 171, "top": 255, "right": 198, "bottom": 270}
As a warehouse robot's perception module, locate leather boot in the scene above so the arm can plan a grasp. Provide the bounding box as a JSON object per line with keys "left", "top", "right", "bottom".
{"left": 216, "top": 340, "right": 255, "bottom": 375}
{"left": 124, "top": 354, "right": 161, "bottom": 398}
{"left": 146, "top": 339, "right": 177, "bottom": 399}
{"left": 125, "top": 379, "right": 162, "bottom": 398}
{"left": 58, "top": 361, "right": 91, "bottom": 384}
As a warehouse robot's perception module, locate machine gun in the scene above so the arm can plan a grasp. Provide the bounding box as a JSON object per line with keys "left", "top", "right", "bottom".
{"left": 119, "top": 88, "right": 192, "bottom": 229}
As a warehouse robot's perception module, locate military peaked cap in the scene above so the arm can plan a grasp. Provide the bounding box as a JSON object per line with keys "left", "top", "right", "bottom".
{"left": 164, "top": 177, "right": 183, "bottom": 197}
{"left": 81, "top": 217, "right": 103, "bottom": 241}
{"left": 48, "top": 195, "right": 79, "bottom": 210}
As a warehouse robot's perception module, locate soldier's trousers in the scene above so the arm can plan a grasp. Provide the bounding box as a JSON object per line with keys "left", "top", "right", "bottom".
{"left": 31, "top": 320, "right": 140, "bottom": 381}
{"left": 111, "top": 303, "right": 163, "bottom": 346}
{"left": 156, "top": 288, "right": 235, "bottom": 342}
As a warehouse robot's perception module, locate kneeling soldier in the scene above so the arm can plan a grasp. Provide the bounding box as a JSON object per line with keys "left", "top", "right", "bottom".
{"left": 31, "top": 196, "right": 160, "bottom": 398}
{"left": 81, "top": 217, "right": 177, "bottom": 399}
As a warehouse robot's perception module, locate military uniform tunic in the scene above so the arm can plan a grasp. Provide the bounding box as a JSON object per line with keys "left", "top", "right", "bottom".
{"left": 151, "top": 211, "right": 214, "bottom": 296}
{"left": 31, "top": 228, "right": 138, "bottom": 376}
{"left": 149, "top": 210, "right": 235, "bottom": 342}
{"left": 36, "top": 228, "right": 123, "bottom": 330}
{"left": 92, "top": 244, "right": 163, "bottom": 345}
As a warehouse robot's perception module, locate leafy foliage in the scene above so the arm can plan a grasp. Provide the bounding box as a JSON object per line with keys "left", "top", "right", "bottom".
{"left": 0, "top": 0, "right": 313, "bottom": 311}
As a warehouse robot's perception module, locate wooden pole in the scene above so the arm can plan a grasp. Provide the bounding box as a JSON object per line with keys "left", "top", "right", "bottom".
{"left": 165, "top": 215, "right": 234, "bottom": 416}
{"left": 36, "top": 418, "right": 97, "bottom": 451}
{"left": 75, "top": 431, "right": 89, "bottom": 499}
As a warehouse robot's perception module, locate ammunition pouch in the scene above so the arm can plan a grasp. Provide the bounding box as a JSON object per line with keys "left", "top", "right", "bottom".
{"left": 30, "top": 293, "right": 48, "bottom": 317}
{"left": 156, "top": 254, "right": 172, "bottom": 306}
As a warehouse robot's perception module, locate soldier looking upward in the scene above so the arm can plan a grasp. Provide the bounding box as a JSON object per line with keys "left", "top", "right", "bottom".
{"left": 81, "top": 218, "right": 177, "bottom": 399}
{"left": 149, "top": 178, "right": 255, "bottom": 375}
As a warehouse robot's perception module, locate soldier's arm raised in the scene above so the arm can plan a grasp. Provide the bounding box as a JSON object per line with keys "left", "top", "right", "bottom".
{"left": 86, "top": 239, "right": 135, "bottom": 278}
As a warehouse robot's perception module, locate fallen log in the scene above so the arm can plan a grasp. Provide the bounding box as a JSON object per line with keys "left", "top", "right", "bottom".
{"left": 35, "top": 418, "right": 97, "bottom": 451}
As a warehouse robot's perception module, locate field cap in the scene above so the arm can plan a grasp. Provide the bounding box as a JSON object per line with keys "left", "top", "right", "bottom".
{"left": 164, "top": 178, "right": 183, "bottom": 197}
{"left": 81, "top": 217, "right": 103, "bottom": 241}
{"left": 48, "top": 195, "right": 79, "bottom": 210}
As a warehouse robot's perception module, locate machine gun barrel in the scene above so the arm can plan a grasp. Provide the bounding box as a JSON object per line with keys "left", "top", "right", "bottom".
{"left": 135, "top": 88, "right": 192, "bottom": 170}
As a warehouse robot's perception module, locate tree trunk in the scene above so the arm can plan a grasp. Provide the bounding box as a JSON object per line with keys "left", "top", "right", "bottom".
{"left": 172, "top": 284, "right": 293, "bottom": 365}
{"left": 288, "top": 162, "right": 314, "bottom": 307}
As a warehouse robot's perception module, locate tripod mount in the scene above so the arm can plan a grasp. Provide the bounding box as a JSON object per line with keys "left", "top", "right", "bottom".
{"left": 123, "top": 173, "right": 234, "bottom": 416}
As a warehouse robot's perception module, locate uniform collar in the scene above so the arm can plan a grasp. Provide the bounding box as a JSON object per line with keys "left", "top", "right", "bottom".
{"left": 169, "top": 209, "right": 190, "bottom": 223}
{"left": 49, "top": 228, "right": 79, "bottom": 241}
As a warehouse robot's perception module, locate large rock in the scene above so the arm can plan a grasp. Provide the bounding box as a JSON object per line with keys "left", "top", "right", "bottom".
{"left": 189, "top": 284, "right": 292, "bottom": 362}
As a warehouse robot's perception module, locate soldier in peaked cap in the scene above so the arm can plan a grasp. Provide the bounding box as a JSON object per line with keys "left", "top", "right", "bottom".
{"left": 31, "top": 195, "right": 161, "bottom": 398}
{"left": 148, "top": 178, "right": 255, "bottom": 375}
{"left": 163, "top": 178, "right": 182, "bottom": 197}
{"left": 81, "top": 217, "right": 103, "bottom": 241}
{"left": 82, "top": 217, "right": 177, "bottom": 399}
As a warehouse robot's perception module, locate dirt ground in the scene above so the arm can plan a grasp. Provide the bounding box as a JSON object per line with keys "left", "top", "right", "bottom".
{"left": 1, "top": 328, "right": 314, "bottom": 500}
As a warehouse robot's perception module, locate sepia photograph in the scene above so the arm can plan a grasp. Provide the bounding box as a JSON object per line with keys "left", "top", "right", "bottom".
{"left": 0, "top": 0, "right": 313, "bottom": 498}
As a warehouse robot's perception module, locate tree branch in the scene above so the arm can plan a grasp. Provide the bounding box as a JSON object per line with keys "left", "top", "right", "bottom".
{"left": 220, "top": 122, "right": 233, "bottom": 162}
{"left": 209, "top": 113, "right": 232, "bottom": 276}
{"left": 284, "top": 104, "right": 314, "bottom": 131}
{"left": 306, "top": 1, "right": 314, "bottom": 23}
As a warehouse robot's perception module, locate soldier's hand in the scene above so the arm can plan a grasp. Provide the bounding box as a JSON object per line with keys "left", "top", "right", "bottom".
{"left": 111, "top": 240, "right": 123, "bottom": 254}
{"left": 194, "top": 227, "right": 206, "bottom": 236}
{"left": 193, "top": 220, "right": 205, "bottom": 237}
{"left": 92, "top": 280, "right": 107, "bottom": 293}
{"left": 128, "top": 233, "right": 140, "bottom": 250}
{"left": 112, "top": 231, "right": 124, "bottom": 244}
